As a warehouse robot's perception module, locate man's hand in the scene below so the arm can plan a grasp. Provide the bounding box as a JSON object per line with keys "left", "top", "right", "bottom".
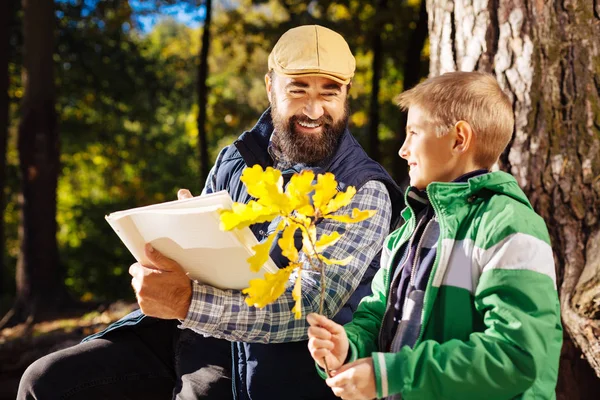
{"left": 129, "top": 244, "right": 192, "bottom": 320}
{"left": 177, "top": 188, "right": 193, "bottom": 200}
{"left": 307, "top": 313, "right": 350, "bottom": 372}
{"left": 326, "top": 357, "right": 377, "bottom": 400}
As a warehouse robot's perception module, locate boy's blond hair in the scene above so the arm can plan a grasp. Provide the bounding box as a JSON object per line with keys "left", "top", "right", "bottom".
{"left": 396, "top": 71, "right": 514, "bottom": 168}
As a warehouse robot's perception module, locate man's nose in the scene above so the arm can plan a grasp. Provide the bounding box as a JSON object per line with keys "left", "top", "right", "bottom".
{"left": 303, "top": 99, "right": 324, "bottom": 120}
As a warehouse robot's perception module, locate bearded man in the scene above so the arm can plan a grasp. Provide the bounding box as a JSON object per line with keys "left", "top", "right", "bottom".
{"left": 19, "top": 25, "right": 402, "bottom": 400}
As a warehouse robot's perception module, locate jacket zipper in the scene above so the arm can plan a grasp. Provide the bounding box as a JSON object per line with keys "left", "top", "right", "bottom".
{"left": 415, "top": 196, "right": 442, "bottom": 345}
{"left": 409, "top": 218, "right": 435, "bottom": 288}
{"left": 377, "top": 215, "right": 419, "bottom": 349}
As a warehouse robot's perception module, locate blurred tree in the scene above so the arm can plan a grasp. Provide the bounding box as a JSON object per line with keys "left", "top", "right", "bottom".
{"left": 197, "top": 0, "right": 212, "bottom": 184}
{"left": 366, "top": 0, "right": 388, "bottom": 162}
{"left": 427, "top": 0, "right": 600, "bottom": 396}
{"left": 11, "top": 0, "right": 65, "bottom": 324}
{"left": 0, "top": 0, "right": 11, "bottom": 297}
{"left": 392, "top": 0, "right": 427, "bottom": 186}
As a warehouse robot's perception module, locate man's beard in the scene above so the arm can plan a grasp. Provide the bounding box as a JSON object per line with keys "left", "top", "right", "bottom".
{"left": 270, "top": 96, "right": 349, "bottom": 165}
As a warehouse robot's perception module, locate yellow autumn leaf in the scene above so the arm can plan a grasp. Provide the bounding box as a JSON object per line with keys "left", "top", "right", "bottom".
{"left": 242, "top": 265, "right": 295, "bottom": 308}
{"left": 241, "top": 165, "right": 282, "bottom": 199}
{"left": 292, "top": 267, "right": 303, "bottom": 319}
{"left": 301, "top": 224, "right": 317, "bottom": 255}
{"left": 279, "top": 224, "right": 300, "bottom": 262}
{"left": 322, "top": 186, "right": 356, "bottom": 215}
{"left": 220, "top": 201, "right": 279, "bottom": 231}
{"left": 286, "top": 170, "right": 315, "bottom": 210}
{"left": 324, "top": 208, "right": 377, "bottom": 224}
{"left": 296, "top": 204, "right": 315, "bottom": 217}
{"left": 315, "top": 231, "right": 341, "bottom": 253}
{"left": 312, "top": 173, "right": 338, "bottom": 213}
{"left": 241, "top": 165, "right": 290, "bottom": 212}
{"left": 318, "top": 253, "right": 352, "bottom": 266}
{"left": 291, "top": 213, "right": 313, "bottom": 229}
{"left": 248, "top": 232, "right": 277, "bottom": 272}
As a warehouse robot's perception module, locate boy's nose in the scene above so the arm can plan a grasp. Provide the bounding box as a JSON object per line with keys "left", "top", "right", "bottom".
{"left": 399, "top": 143, "right": 409, "bottom": 159}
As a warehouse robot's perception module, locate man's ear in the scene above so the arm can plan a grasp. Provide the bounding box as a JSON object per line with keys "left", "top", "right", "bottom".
{"left": 265, "top": 73, "right": 273, "bottom": 103}
{"left": 453, "top": 120, "right": 474, "bottom": 154}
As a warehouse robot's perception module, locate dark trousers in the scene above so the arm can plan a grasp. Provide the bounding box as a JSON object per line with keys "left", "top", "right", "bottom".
{"left": 17, "top": 318, "right": 233, "bottom": 400}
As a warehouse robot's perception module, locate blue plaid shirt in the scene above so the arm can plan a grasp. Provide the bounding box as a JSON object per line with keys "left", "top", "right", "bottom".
{"left": 179, "top": 173, "right": 392, "bottom": 343}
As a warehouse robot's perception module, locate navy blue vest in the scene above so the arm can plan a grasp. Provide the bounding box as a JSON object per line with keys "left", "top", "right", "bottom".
{"left": 212, "top": 109, "right": 402, "bottom": 400}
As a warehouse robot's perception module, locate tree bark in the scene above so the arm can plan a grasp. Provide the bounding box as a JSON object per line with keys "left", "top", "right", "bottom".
{"left": 197, "top": 0, "right": 212, "bottom": 188}
{"left": 427, "top": 0, "right": 600, "bottom": 393}
{"left": 12, "top": 0, "right": 64, "bottom": 324}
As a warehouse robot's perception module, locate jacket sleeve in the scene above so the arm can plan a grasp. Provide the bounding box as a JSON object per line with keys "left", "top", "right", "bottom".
{"left": 371, "top": 232, "right": 563, "bottom": 400}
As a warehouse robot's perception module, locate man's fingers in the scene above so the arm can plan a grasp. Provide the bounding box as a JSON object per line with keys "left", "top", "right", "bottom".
{"left": 144, "top": 244, "right": 178, "bottom": 272}
{"left": 177, "top": 189, "right": 193, "bottom": 200}
{"left": 307, "top": 313, "right": 344, "bottom": 334}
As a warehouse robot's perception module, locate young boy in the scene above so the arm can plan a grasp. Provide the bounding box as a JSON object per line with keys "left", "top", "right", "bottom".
{"left": 307, "top": 71, "right": 562, "bottom": 400}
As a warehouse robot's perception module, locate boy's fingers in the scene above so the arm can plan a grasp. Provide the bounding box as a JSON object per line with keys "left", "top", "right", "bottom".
{"left": 307, "top": 313, "right": 344, "bottom": 333}
{"left": 308, "top": 337, "right": 335, "bottom": 351}
{"left": 307, "top": 326, "right": 332, "bottom": 340}
{"left": 178, "top": 189, "right": 193, "bottom": 200}
{"left": 326, "top": 365, "right": 353, "bottom": 387}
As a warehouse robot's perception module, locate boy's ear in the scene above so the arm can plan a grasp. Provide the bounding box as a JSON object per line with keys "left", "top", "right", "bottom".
{"left": 453, "top": 120, "right": 474, "bottom": 154}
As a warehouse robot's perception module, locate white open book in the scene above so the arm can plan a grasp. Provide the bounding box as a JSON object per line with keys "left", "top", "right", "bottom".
{"left": 105, "top": 190, "right": 278, "bottom": 290}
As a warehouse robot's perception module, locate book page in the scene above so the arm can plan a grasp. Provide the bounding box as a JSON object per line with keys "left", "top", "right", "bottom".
{"left": 106, "top": 192, "right": 279, "bottom": 289}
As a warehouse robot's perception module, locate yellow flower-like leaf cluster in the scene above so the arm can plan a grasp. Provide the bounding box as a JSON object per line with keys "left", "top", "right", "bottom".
{"left": 220, "top": 165, "right": 377, "bottom": 319}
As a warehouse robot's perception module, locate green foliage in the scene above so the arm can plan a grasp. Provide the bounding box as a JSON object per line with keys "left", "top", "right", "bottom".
{"left": 3, "top": 0, "right": 427, "bottom": 303}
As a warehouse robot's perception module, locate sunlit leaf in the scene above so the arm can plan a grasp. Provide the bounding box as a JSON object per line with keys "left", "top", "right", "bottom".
{"left": 324, "top": 208, "right": 377, "bottom": 224}
{"left": 241, "top": 165, "right": 289, "bottom": 211}
{"left": 318, "top": 254, "right": 352, "bottom": 266}
{"left": 286, "top": 170, "right": 315, "bottom": 210}
{"left": 315, "top": 231, "right": 341, "bottom": 253}
{"left": 301, "top": 224, "right": 317, "bottom": 255}
{"left": 242, "top": 266, "right": 295, "bottom": 308}
{"left": 312, "top": 173, "right": 338, "bottom": 213}
{"left": 323, "top": 186, "right": 356, "bottom": 215}
{"left": 292, "top": 267, "right": 303, "bottom": 319}
{"left": 220, "top": 200, "right": 279, "bottom": 230}
{"left": 279, "top": 224, "right": 299, "bottom": 262}
{"left": 248, "top": 232, "right": 277, "bottom": 272}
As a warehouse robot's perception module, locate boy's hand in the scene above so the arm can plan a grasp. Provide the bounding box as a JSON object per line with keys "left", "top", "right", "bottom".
{"left": 307, "top": 313, "right": 349, "bottom": 371}
{"left": 326, "top": 357, "right": 376, "bottom": 400}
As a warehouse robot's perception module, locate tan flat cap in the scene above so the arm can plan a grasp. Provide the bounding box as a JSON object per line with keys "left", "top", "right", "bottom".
{"left": 268, "top": 25, "right": 356, "bottom": 85}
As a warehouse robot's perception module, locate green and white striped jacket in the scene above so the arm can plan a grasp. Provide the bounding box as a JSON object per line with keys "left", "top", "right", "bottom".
{"left": 343, "top": 171, "right": 562, "bottom": 399}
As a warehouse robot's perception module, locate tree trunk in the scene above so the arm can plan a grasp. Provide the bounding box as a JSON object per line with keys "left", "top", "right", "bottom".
{"left": 427, "top": 0, "right": 600, "bottom": 394}
{"left": 367, "top": 0, "right": 387, "bottom": 163}
{"left": 197, "top": 0, "right": 212, "bottom": 188}
{"left": 0, "top": 0, "right": 11, "bottom": 296}
{"left": 12, "top": 0, "right": 64, "bottom": 324}
{"left": 393, "top": 0, "right": 428, "bottom": 186}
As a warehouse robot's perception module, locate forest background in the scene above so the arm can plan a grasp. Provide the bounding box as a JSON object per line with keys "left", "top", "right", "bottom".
{"left": 1, "top": 0, "right": 599, "bottom": 399}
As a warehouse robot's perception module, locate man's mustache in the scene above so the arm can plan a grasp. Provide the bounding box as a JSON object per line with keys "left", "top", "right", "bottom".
{"left": 289, "top": 114, "right": 334, "bottom": 126}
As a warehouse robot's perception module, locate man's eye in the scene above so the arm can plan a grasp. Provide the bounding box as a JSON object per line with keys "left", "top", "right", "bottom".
{"left": 290, "top": 90, "right": 304, "bottom": 95}
{"left": 322, "top": 93, "right": 337, "bottom": 97}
